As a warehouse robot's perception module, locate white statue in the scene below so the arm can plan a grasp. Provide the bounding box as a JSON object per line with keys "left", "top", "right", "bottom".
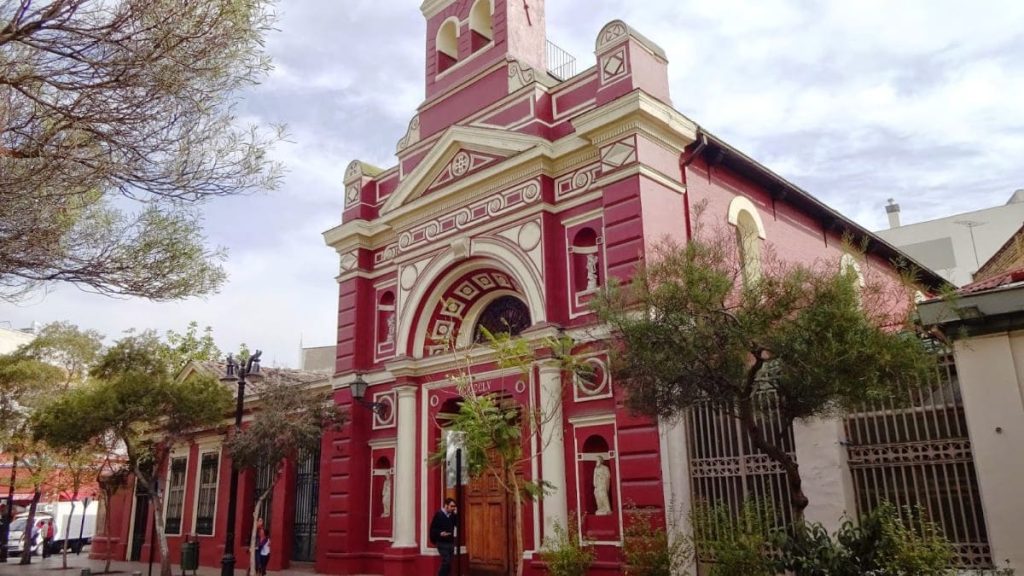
{"left": 385, "top": 313, "right": 396, "bottom": 344}
{"left": 381, "top": 473, "right": 392, "bottom": 518}
{"left": 586, "top": 254, "right": 599, "bottom": 291}
{"left": 593, "top": 456, "right": 612, "bottom": 515}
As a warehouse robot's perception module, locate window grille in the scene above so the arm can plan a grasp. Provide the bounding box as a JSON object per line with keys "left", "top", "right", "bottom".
{"left": 164, "top": 457, "right": 187, "bottom": 534}
{"left": 252, "top": 460, "right": 274, "bottom": 531}
{"left": 844, "top": 354, "right": 991, "bottom": 568}
{"left": 195, "top": 452, "right": 219, "bottom": 535}
{"left": 688, "top": 389, "right": 796, "bottom": 556}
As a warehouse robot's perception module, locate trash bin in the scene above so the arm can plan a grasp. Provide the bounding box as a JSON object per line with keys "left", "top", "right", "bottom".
{"left": 80, "top": 569, "right": 92, "bottom": 576}
{"left": 180, "top": 538, "right": 199, "bottom": 575}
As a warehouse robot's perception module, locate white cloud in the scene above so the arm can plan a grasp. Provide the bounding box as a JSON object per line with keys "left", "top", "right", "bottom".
{"left": 3, "top": 0, "right": 1022, "bottom": 365}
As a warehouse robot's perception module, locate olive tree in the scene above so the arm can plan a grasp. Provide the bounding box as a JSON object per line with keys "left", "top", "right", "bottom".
{"left": 592, "top": 234, "right": 934, "bottom": 520}
{"left": 32, "top": 331, "right": 231, "bottom": 576}
{"left": 224, "top": 372, "right": 346, "bottom": 575}
{"left": 0, "top": 0, "right": 284, "bottom": 301}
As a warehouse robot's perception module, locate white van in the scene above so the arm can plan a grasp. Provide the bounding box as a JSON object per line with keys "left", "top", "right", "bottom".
{"left": 8, "top": 501, "right": 98, "bottom": 556}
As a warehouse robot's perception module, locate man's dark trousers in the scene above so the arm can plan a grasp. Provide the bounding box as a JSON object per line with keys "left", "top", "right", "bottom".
{"left": 436, "top": 542, "right": 454, "bottom": 576}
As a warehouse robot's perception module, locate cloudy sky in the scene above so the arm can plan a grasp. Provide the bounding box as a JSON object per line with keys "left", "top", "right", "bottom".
{"left": 3, "top": 0, "right": 1023, "bottom": 367}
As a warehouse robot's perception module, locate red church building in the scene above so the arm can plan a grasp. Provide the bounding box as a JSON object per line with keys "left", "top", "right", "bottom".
{"left": 97, "top": 1, "right": 1004, "bottom": 575}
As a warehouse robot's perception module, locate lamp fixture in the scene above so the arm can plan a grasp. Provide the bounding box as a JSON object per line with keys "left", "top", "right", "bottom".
{"left": 350, "top": 374, "right": 387, "bottom": 417}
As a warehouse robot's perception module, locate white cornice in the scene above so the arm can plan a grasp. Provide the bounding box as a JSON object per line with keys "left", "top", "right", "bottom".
{"left": 572, "top": 90, "right": 698, "bottom": 151}
{"left": 420, "top": 0, "right": 453, "bottom": 18}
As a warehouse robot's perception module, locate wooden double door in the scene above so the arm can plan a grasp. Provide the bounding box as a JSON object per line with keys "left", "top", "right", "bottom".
{"left": 463, "top": 469, "right": 512, "bottom": 575}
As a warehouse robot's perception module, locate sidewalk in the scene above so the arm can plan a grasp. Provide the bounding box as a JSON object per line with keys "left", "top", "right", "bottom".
{"left": 0, "top": 552, "right": 326, "bottom": 576}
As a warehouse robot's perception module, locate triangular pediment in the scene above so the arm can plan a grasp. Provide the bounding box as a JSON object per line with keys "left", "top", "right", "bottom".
{"left": 382, "top": 126, "right": 547, "bottom": 214}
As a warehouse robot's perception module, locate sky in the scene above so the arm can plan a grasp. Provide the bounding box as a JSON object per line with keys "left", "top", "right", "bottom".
{"left": 2, "top": 0, "right": 1023, "bottom": 368}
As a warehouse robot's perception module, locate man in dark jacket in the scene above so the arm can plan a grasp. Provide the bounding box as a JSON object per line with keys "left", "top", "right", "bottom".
{"left": 429, "top": 498, "right": 457, "bottom": 576}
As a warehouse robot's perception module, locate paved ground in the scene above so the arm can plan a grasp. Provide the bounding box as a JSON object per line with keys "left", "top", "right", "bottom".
{"left": 0, "top": 552, "right": 325, "bottom": 576}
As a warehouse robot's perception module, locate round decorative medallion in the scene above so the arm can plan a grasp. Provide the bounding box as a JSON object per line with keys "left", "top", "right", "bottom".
{"left": 451, "top": 152, "right": 471, "bottom": 177}
{"left": 430, "top": 394, "right": 440, "bottom": 408}
{"left": 576, "top": 358, "right": 610, "bottom": 396}
{"left": 400, "top": 265, "right": 419, "bottom": 290}
{"left": 517, "top": 221, "right": 542, "bottom": 252}
{"left": 515, "top": 380, "right": 527, "bottom": 394}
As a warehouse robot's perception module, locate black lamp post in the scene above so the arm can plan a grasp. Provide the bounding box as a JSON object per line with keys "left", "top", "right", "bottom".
{"left": 349, "top": 374, "right": 386, "bottom": 417}
{"left": 219, "top": 350, "right": 263, "bottom": 576}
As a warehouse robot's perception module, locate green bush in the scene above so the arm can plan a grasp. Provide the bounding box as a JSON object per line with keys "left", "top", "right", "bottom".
{"left": 692, "top": 501, "right": 776, "bottom": 576}
{"left": 543, "top": 515, "right": 593, "bottom": 576}
{"left": 623, "top": 504, "right": 693, "bottom": 576}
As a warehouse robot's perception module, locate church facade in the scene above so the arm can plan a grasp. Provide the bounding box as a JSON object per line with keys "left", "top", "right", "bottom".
{"left": 320, "top": 1, "right": 958, "bottom": 575}
{"left": 93, "top": 1, "right": 1014, "bottom": 575}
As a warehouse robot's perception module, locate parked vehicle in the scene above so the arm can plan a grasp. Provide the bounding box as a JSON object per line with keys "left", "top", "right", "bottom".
{"left": 7, "top": 500, "right": 98, "bottom": 556}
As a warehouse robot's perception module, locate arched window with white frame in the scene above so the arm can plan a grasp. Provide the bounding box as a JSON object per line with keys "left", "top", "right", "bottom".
{"left": 727, "top": 197, "right": 766, "bottom": 286}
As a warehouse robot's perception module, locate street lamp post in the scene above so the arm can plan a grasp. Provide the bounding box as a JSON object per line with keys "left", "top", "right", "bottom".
{"left": 220, "top": 350, "right": 263, "bottom": 576}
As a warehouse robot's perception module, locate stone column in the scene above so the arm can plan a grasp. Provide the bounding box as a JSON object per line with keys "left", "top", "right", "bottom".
{"left": 392, "top": 385, "right": 418, "bottom": 548}
{"left": 538, "top": 361, "right": 568, "bottom": 541}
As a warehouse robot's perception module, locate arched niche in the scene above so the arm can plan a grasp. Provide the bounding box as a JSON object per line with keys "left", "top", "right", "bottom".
{"left": 469, "top": 0, "right": 493, "bottom": 52}
{"left": 436, "top": 18, "right": 460, "bottom": 73}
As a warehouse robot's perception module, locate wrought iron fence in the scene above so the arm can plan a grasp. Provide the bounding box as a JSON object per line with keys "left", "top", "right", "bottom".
{"left": 688, "top": 389, "right": 796, "bottom": 550}
{"left": 546, "top": 39, "right": 578, "bottom": 81}
{"left": 844, "top": 354, "right": 992, "bottom": 568}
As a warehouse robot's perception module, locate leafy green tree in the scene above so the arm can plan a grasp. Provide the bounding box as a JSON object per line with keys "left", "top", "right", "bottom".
{"left": 0, "top": 354, "right": 62, "bottom": 563}
{"left": 593, "top": 235, "right": 934, "bottom": 520}
{"left": 17, "top": 322, "right": 104, "bottom": 390}
{"left": 162, "top": 321, "right": 222, "bottom": 373}
{"left": 0, "top": 0, "right": 284, "bottom": 301}
{"left": 32, "top": 331, "right": 231, "bottom": 576}
{"left": 224, "top": 371, "right": 346, "bottom": 575}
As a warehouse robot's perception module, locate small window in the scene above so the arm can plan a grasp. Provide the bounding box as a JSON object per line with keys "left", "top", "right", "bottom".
{"left": 195, "top": 452, "right": 220, "bottom": 536}
{"left": 164, "top": 457, "right": 187, "bottom": 535}
{"left": 469, "top": 0, "right": 493, "bottom": 52}
{"left": 436, "top": 19, "right": 459, "bottom": 73}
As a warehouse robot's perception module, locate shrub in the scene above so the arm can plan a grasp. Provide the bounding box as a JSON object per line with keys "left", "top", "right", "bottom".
{"left": 691, "top": 501, "right": 776, "bottom": 576}
{"left": 543, "top": 515, "right": 593, "bottom": 576}
{"left": 623, "top": 504, "right": 693, "bottom": 576}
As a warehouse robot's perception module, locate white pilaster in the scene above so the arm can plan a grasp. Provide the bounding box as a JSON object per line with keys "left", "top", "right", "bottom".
{"left": 538, "top": 361, "right": 568, "bottom": 542}
{"left": 393, "top": 385, "right": 418, "bottom": 548}
{"left": 658, "top": 416, "right": 695, "bottom": 573}
{"left": 792, "top": 417, "right": 856, "bottom": 532}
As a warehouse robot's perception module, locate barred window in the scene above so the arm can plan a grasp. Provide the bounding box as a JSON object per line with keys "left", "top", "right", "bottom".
{"left": 195, "top": 452, "right": 220, "bottom": 536}
{"left": 164, "top": 457, "right": 187, "bottom": 535}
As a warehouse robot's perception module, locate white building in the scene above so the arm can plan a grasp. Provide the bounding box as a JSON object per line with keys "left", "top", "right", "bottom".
{"left": 0, "top": 325, "right": 35, "bottom": 355}
{"left": 876, "top": 190, "right": 1024, "bottom": 286}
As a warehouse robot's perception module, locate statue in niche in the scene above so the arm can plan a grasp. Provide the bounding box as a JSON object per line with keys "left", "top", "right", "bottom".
{"left": 385, "top": 313, "right": 396, "bottom": 344}
{"left": 586, "top": 253, "right": 599, "bottom": 291}
{"left": 593, "top": 456, "right": 612, "bottom": 515}
{"left": 381, "top": 472, "right": 392, "bottom": 518}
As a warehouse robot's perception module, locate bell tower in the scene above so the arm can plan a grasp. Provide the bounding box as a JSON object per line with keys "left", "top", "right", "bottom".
{"left": 420, "top": 0, "right": 547, "bottom": 100}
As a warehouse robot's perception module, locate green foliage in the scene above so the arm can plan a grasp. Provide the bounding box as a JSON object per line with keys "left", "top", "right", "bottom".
{"left": 0, "top": 0, "right": 283, "bottom": 301}
{"left": 593, "top": 235, "right": 935, "bottom": 515}
{"left": 543, "top": 515, "right": 594, "bottom": 576}
{"left": 694, "top": 501, "right": 957, "bottom": 576}
{"left": 162, "top": 321, "right": 222, "bottom": 372}
{"left": 691, "top": 501, "right": 776, "bottom": 576}
{"left": 16, "top": 322, "right": 104, "bottom": 388}
{"left": 226, "top": 375, "right": 347, "bottom": 472}
{"left": 622, "top": 505, "right": 693, "bottom": 576}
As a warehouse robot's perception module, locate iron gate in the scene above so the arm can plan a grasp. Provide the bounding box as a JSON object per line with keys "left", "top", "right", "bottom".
{"left": 688, "top": 390, "right": 796, "bottom": 543}
{"left": 844, "top": 354, "right": 991, "bottom": 567}
{"left": 292, "top": 443, "right": 321, "bottom": 562}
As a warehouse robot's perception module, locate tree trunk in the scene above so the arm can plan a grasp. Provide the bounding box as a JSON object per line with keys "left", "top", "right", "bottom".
{"left": 509, "top": 469, "right": 524, "bottom": 576}
{"left": 62, "top": 498, "right": 77, "bottom": 568}
{"left": 737, "top": 399, "right": 809, "bottom": 522}
{"left": 136, "top": 467, "right": 172, "bottom": 576}
{"left": 0, "top": 459, "right": 17, "bottom": 563}
{"left": 20, "top": 489, "right": 41, "bottom": 565}
{"left": 248, "top": 483, "right": 274, "bottom": 576}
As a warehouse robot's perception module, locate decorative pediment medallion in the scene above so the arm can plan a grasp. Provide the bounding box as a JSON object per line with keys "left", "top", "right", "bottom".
{"left": 425, "top": 149, "right": 506, "bottom": 194}
{"left": 382, "top": 125, "right": 546, "bottom": 215}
